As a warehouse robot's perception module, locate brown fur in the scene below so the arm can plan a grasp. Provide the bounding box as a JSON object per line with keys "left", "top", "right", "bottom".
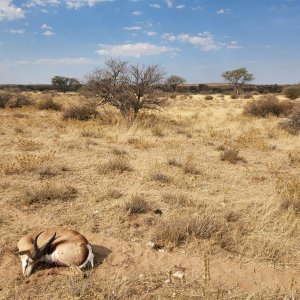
{"left": 17, "top": 228, "right": 89, "bottom": 266}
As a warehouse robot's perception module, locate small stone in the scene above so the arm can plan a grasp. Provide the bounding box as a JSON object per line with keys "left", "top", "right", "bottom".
{"left": 172, "top": 271, "right": 185, "bottom": 280}
{"left": 146, "top": 242, "right": 156, "bottom": 249}
{"left": 154, "top": 209, "right": 162, "bottom": 215}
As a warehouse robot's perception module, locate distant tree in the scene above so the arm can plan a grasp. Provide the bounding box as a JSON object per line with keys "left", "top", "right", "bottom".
{"left": 165, "top": 75, "right": 186, "bottom": 92}
{"left": 84, "top": 59, "right": 166, "bottom": 118}
{"left": 51, "top": 76, "right": 81, "bottom": 93}
{"left": 222, "top": 68, "right": 254, "bottom": 95}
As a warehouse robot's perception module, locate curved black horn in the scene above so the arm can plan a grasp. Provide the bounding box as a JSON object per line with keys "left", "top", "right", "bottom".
{"left": 32, "top": 232, "right": 43, "bottom": 259}
{"left": 33, "top": 232, "right": 57, "bottom": 260}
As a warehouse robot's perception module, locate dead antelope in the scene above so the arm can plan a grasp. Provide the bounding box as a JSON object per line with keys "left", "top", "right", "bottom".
{"left": 17, "top": 228, "right": 94, "bottom": 277}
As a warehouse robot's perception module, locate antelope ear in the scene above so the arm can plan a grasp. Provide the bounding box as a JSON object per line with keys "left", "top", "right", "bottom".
{"left": 16, "top": 250, "right": 31, "bottom": 256}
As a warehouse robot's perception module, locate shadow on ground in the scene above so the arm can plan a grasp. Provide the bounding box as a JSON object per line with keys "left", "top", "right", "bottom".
{"left": 92, "top": 244, "right": 112, "bottom": 267}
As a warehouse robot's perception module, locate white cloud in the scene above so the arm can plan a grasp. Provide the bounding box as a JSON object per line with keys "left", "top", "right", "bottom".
{"left": 146, "top": 31, "right": 157, "bottom": 36}
{"left": 150, "top": 3, "right": 160, "bottom": 8}
{"left": 6, "top": 29, "right": 25, "bottom": 34}
{"left": 163, "top": 32, "right": 242, "bottom": 51}
{"left": 25, "top": 0, "right": 60, "bottom": 8}
{"left": 0, "top": 0, "right": 25, "bottom": 21}
{"left": 216, "top": 8, "right": 231, "bottom": 14}
{"left": 34, "top": 57, "right": 93, "bottom": 65}
{"left": 25, "top": 0, "right": 113, "bottom": 9}
{"left": 165, "top": 0, "right": 172, "bottom": 8}
{"left": 43, "top": 30, "right": 54, "bottom": 36}
{"left": 65, "top": 0, "right": 113, "bottom": 9}
{"left": 227, "top": 41, "right": 242, "bottom": 49}
{"left": 96, "top": 42, "right": 178, "bottom": 57}
{"left": 132, "top": 10, "right": 142, "bottom": 16}
{"left": 192, "top": 6, "right": 202, "bottom": 11}
{"left": 163, "top": 32, "right": 221, "bottom": 51}
{"left": 176, "top": 5, "right": 185, "bottom": 9}
{"left": 123, "top": 26, "right": 142, "bottom": 30}
{"left": 41, "top": 23, "right": 52, "bottom": 30}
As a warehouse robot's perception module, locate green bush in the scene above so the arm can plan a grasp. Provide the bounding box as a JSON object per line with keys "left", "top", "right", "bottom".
{"left": 283, "top": 85, "right": 300, "bottom": 100}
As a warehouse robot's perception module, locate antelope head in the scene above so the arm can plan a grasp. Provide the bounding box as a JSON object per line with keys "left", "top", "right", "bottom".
{"left": 18, "top": 232, "right": 57, "bottom": 277}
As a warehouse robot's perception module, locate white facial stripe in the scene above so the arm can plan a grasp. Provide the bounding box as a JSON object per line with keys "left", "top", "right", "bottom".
{"left": 21, "top": 255, "right": 29, "bottom": 274}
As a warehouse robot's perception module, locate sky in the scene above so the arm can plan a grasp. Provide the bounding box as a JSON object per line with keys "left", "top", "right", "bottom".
{"left": 0, "top": 0, "right": 300, "bottom": 84}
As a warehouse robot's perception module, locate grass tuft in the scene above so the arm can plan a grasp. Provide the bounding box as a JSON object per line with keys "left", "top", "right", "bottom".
{"left": 125, "top": 194, "right": 151, "bottom": 214}
{"left": 21, "top": 183, "right": 77, "bottom": 206}
{"left": 98, "top": 157, "right": 133, "bottom": 174}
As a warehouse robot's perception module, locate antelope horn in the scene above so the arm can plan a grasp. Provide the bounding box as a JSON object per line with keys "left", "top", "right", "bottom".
{"left": 32, "top": 232, "right": 57, "bottom": 260}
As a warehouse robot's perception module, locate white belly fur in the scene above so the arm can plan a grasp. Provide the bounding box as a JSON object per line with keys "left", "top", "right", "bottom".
{"left": 43, "top": 244, "right": 94, "bottom": 268}
{"left": 79, "top": 244, "right": 94, "bottom": 269}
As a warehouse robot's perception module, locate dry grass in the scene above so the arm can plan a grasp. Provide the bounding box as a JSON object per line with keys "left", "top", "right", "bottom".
{"left": 98, "top": 157, "right": 133, "bottom": 174}
{"left": 1, "top": 91, "right": 300, "bottom": 299}
{"left": 125, "top": 194, "right": 151, "bottom": 214}
{"left": 280, "top": 109, "right": 300, "bottom": 134}
{"left": 152, "top": 212, "right": 228, "bottom": 248}
{"left": 150, "top": 171, "right": 172, "bottom": 184}
{"left": 37, "top": 95, "right": 63, "bottom": 111}
{"left": 277, "top": 177, "right": 300, "bottom": 212}
{"left": 63, "top": 104, "right": 98, "bottom": 120}
{"left": 244, "top": 95, "right": 294, "bottom": 117}
{"left": 220, "top": 147, "right": 246, "bottom": 164}
{"left": 20, "top": 183, "right": 78, "bottom": 206}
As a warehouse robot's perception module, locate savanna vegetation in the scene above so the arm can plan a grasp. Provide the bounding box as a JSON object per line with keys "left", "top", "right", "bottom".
{"left": 0, "top": 64, "right": 300, "bottom": 299}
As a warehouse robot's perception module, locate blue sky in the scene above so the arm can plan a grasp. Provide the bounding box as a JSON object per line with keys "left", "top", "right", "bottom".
{"left": 0, "top": 0, "right": 299, "bottom": 84}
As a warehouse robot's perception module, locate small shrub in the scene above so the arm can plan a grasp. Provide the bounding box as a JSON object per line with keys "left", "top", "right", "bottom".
{"left": 167, "top": 158, "right": 182, "bottom": 167}
{"left": 288, "top": 149, "right": 300, "bottom": 165}
{"left": 162, "top": 193, "right": 193, "bottom": 207}
{"left": 279, "top": 110, "right": 300, "bottom": 134}
{"left": 63, "top": 104, "right": 98, "bottom": 121}
{"left": 151, "top": 172, "right": 171, "bottom": 183}
{"left": 277, "top": 177, "right": 300, "bottom": 213}
{"left": 230, "top": 93, "right": 238, "bottom": 99}
{"left": 8, "top": 94, "right": 33, "bottom": 108}
{"left": 151, "top": 126, "right": 165, "bottom": 137}
{"left": 283, "top": 85, "right": 300, "bottom": 100}
{"left": 112, "top": 148, "right": 128, "bottom": 156}
{"left": 21, "top": 184, "right": 77, "bottom": 206}
{"left": 98, "top": 158, "right": 133, "bottom": 174}
{"left": 0, "top": 91, "right": 12, "bottom": 108}
{"left": 244, "top": 95, "right": 294, "bottom": 117}
{"left": 243, "top": 93, "right": 253, "bottom": 99}
{"left": 183, "top": 155, "right": 201, "bottom": 175}
{"left": 106, "top": 189, "right": 123, "bottom": 199}
{"left": 220, "top": 148, "right": 246, "bottom": 164}
{"left": 204, "top": 95, "right": 213, "bottom": 100}
{"left": 37, "top": 96, "right": 62, "bottom": 111}
{"left": 153, "top": 214, "right": 226, "bottom": 247}
{"left": 127, "top": 138, "right": 154, "bottom": 150}
{"left": 125, "top": 195, "right": 150, "bottom": 214}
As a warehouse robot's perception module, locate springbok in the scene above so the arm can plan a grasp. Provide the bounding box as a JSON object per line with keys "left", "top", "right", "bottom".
{"left": 17, "top": 228, "right": 94, "bottom": 277}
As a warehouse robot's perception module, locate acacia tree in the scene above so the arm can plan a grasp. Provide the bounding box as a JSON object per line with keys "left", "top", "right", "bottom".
{"left": 165, "top": 75, "right": 186, "bottom": 92}
{"left": 222, "top": 68, "right": 254, "bottom": 95}
{"left": 84, "top": 59, "right": 166, "bottom": 118}
{"left": 51, "top": 76, "right": 81, "bottom": 93}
